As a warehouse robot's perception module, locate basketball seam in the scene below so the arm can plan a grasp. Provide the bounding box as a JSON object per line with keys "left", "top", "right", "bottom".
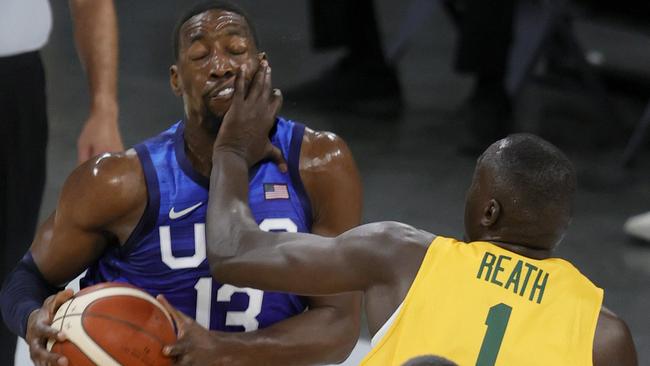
{"left": 77, "top": 312, "right": 171, "bottom": 346}
{"left": 82, "top": 294, "right": 173, "bottom": 345}
{"left": 81, "top": 287, "right": 174, "bottom": 327}
{"left": 52, "top": 296, "right": 76, "bottom": 326}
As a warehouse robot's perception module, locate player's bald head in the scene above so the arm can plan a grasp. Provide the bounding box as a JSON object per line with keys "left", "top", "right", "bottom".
{"left": 401, "top": 355, "right": 458, "bottom": 366}
{"left": 479, "top": 133, "right": 576, "bottom": 214}
{"left": 172, "top": 0, "right": 258, "bottom": 60}
{"left": 465, "top": 133, "right": 576, "bottom": 250}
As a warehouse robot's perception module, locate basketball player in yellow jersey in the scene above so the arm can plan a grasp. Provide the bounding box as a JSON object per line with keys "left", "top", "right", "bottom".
{"left": 159, "top": 71, "right": 636, "bottom": 365}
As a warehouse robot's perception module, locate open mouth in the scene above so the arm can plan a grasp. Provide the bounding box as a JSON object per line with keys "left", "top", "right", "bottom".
{"left": 207, "top": 83, "right": 235, "bottom": 101}
{"left": 213, "top": 87, "right": 234, "bottom": 99}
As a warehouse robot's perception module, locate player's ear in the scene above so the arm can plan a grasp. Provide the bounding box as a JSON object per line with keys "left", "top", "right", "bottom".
{"left": 170, "top": 65, "right": 182, "bottom": 96}
{"left": 480, "top": 199, "right": 501, "bottom": 227}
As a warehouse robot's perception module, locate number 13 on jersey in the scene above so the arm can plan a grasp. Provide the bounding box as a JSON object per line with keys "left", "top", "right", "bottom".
{"left": 161, "top": 218, "right": 299, "bottom": 330}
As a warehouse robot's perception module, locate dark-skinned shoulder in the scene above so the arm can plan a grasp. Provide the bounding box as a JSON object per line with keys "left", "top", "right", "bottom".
{"left": 32, "top": 150, "right": 147, "bottom": 285}
{"left": 57, "top": 149, "right": 146, "bottom": 239}
{"left": 593, "top": 306, "right": 638, "bottom": 366}
{"left": 298, "top": 127, "right": 362, "bottom": 235}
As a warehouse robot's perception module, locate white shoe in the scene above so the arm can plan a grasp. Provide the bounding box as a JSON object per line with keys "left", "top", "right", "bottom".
{"left": 623, "top": 211, "right": 650, "bottom": 242}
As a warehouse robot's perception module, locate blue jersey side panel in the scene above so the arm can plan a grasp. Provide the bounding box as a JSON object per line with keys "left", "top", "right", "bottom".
{"left": 82, "top": 117, "right": 311, "bottom": 332}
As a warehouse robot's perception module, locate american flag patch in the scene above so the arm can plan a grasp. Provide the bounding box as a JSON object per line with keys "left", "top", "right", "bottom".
{"left": 264, "top": 183, "right": 289, "bottom": 200}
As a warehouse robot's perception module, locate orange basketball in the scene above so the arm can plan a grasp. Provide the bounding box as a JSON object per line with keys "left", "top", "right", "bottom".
{"left": 47, "top": 283, "right": 176, "bottom": 366}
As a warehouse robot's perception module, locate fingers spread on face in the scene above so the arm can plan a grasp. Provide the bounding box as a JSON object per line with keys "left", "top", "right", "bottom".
{"left": 247, "top": 59, "right": 268, "bottom": 101}
{"left": 262, "top": 62, "right": 272, "bottom": 101}
{"left": 233, "top": 64, "right": 246, "bottom": 103}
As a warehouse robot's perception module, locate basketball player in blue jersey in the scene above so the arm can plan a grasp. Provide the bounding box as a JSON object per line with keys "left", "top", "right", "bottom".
{"left": 0, "top": 1, "right": 363, "bottom": 365}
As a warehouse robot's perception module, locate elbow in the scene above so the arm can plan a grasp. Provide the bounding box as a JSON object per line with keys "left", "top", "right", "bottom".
{"left": 205, "top": 214, "right": 237, "bottom": 262}
{"left": 206, "top": 227, "right": 242, "bottom": 283}
{"left": 208, "top": 264, "right": 224, "bottom": 284}
{"left": 205, "top": 203, "right": 247, "bottom": 260}
{"left": 206, "top": 242, "right": 232, "bottom": 283}
{"left": 206, "top": 234, "right": 228, "bottom": 264}
{"left": 206, "top": 237, "right": 227, "bottom": 283}
{"left": 207, "top": 252, "right": 249, "bottom": 288}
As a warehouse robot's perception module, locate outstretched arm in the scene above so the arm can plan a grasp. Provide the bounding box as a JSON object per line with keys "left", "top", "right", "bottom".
{"left": 208, "top": 150, "right": 429, "bottom": 295}
{"left": 70, "top": 0, "right": 123, "bottom": 163}
{"left": 205, "top": 61, "right": 434, "bottom": 296}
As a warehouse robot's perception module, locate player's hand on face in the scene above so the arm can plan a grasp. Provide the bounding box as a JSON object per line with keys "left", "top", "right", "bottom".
{"left": 214, "top": 59, "right": 287, "bottom": 172}
{"left": 26, "top": 289, "right": 73, "bottom": 366}
{"left": 158, "top": 295, "right": 224, "bottom": 366}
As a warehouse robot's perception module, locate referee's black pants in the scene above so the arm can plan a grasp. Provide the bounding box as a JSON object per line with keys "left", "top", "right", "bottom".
{"left": 308, "top": 0, "right": 386, "bottom": 64}
{"left": 0, "top": 51, "right": 48, "bottom": 365}
{"left": 308, "top": 0, "right": 516, "bottom": 78}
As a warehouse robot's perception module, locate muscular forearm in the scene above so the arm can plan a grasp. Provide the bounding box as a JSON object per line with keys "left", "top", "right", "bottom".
{"left": 69, "top": 0, "right": 118, "bottom": 110}
{"left": 207, "top": 151, "right": 259, "bottom": 261}
{"left": 213, "top": 305, "right": 358, "bottom": 365}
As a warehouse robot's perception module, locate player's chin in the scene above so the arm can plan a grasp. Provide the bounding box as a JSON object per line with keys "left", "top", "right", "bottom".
{"left": 207, "top": 97, "right": 233, "bottom": 117}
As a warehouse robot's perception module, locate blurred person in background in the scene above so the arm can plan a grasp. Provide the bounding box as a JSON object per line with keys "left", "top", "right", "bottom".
{"left": 287, "top": 0, "right": 515, "bottom": 151}
{"left": 624, "top": 212, "right": 650, "bottom": 243}
{"left": 453, "top": 0, "right": 515, "bottom": 153}
{"left": 286, "top": 0, "right": 402, "bottom": 117}
{"left": 0, "top": 0, "right": 121, "bottom": 363}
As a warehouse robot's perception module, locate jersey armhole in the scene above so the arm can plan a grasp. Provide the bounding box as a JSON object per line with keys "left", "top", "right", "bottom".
{"left": 362, "top": 236, "right": 442, "bottom": 363}
{"left": 120, "top": 144, "right": 161, "bottom": 256}
{"left": 288, "top": 122, "right": 314, "bottom": 231}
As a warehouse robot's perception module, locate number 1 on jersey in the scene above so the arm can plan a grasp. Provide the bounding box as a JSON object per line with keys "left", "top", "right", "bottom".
{"left": 476, "top": 303, "right": 512, "bottom": 366}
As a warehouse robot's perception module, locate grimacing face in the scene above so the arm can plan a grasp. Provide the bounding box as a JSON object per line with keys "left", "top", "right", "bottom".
{"left": 170, "top": 9, "right": 262, "bottom": 126}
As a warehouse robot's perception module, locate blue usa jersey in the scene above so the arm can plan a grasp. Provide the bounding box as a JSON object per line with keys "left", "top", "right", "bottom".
{"left": 81, "top": 117, "right": 312, "bottom": 331}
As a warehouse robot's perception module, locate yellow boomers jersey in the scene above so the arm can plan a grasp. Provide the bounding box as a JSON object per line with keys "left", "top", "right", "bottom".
{"left": 361, "top": 236, "right": 603, "bottom": 366}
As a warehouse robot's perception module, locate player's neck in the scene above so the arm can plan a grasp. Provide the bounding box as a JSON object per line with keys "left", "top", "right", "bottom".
{"left": 487, "top": 240, "right": 552, "bottom": 260}
{"left": 183, "top": 118, "right": 217, "bottom": 178}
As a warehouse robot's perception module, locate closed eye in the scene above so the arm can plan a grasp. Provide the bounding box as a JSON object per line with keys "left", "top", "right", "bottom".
{"left": 188, "top": 43, "right": 209, "bottom": 60}
{"left": 227, "top": 36, "right": 248, "bottom": 55}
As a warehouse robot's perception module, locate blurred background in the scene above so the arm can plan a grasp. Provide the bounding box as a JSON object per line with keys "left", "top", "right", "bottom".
{"left": 7, "top": 0, "right": 650, "bottom": 364}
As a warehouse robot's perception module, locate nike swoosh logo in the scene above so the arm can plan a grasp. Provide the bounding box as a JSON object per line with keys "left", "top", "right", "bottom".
{"left": 169, "top": 202, "right": 203, "bottom": 220}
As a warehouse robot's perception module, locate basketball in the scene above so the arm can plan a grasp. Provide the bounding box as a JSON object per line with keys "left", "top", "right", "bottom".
{"left": 46, "top": 283, "right": 176, "bottom": 365}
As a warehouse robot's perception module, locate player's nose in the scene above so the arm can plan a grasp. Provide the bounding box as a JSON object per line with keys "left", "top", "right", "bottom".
{"left": 208, "top": 55, "right": 235, "bottom": 80}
